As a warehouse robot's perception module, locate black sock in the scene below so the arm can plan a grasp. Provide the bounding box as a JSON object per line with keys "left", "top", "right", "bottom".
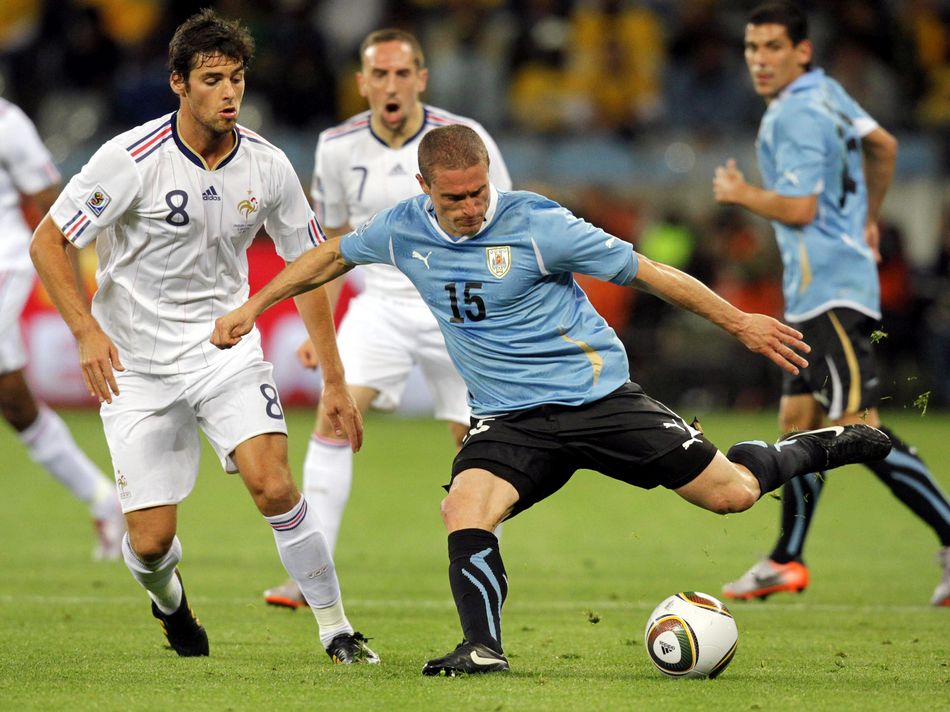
{"left": 769, "top": 472, "right": 825, "bottom": 564}
{"left": 726, "top": 436, "right": 825, "bottom": 497}
{"left": 447, "top": 528, "right": 507, "bottom": 653}
{"left": 865, "top": 426, "right": 950, "bottom": 546}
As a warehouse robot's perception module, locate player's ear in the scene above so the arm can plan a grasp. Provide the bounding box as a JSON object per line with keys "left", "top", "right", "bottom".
{"left": 795, "top": 39, "right": 813, "bottom": 68}
{"left": 170, "top": 71, "right": 187, "bottom": 98}
{"left": 415, "top": 173, "right": 430, "bottom": 194}
{"left": 417, "top": 67, "right": 429, "bottom": 93}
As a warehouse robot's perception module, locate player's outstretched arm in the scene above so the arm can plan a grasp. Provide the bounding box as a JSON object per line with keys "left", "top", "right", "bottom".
{"left": 631, "top": 255, "right": 810, "bottom": 375}
{"left": 211, "top": 236, "right": 352, "bottom": 349}
{"left": 29, "top": 215, "right": 124, "bottom": 402}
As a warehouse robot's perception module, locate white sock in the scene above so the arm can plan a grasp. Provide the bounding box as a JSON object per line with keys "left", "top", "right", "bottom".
{"left": 312, "top": 597, "right": 353, "bottom": 648}
{"left": 264, "top": 496, "right": 352, "bottom": 646}
{"left": 302, "top": 434, "right": 353, "bottom": 554}
{"left": 18, "top": 405, "right": 116, "bottom": 517}
{"left": 122, "top": 533, "right": 183, "bottom": 614}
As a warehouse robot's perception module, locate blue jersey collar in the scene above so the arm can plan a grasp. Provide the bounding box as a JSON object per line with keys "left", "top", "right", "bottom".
{"left": 780, "top": 68, "right": 824, "bottom": 99}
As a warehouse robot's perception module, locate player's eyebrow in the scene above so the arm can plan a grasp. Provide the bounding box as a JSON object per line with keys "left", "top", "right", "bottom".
{"left": 441, "top": 185, "right": 486, "bottom": 200}
{"left": 745, "top": 38, "right": 785, "bottom": 50}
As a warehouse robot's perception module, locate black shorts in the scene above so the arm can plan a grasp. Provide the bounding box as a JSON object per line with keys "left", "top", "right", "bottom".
{"left": 449, "top": 382, "right": 718, "bottom": 518}
{"left": 782, "top": 309, "right": 881, "bottom": 418}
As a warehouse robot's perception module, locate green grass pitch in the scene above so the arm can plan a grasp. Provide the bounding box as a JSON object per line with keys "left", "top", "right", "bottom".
{"left": 1, "top": 409, "right": 948, "bottom": 711}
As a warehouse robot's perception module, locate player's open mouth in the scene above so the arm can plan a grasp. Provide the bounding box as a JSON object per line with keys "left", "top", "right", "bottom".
{"left": 384, "top": 101, "right": 400, "bottom": 114}
{"left": 220, "top": 108, "right": 237, "bottom": 118}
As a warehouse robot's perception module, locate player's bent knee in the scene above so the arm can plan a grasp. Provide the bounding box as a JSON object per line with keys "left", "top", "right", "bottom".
{"left": 717, "top": 487, "right": 757, "bottom": 514}
{"left": 0, "top": 374, "right": 39, "bottom": 429}
{"left": 440, "top": 491, "right": 508, "bottom": 531}
{"left": 128, "top": 530, "right": 175, "bottom": 562}
{"left": 699, "top": 492, "right": 754, "bottom": 515}
{"left": 247, "top": 474, "right": 299, "bottom": 517}
{"left": 439, "top": 494, "right": 461, "bottom": 527}
{"left": 677, "top": 470, "right": 757, "bottom": 514}
{"left": 440, "top": 492, "right": 482, "bottom": 530}
{"left": 0, "top": 402, "right": 37, "bottom": 430}
{"left": 703, "top": 474, "right": 758, "bottom": 513}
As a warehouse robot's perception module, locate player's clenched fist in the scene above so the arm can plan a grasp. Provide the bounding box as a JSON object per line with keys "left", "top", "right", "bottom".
{"left": 211, "top": 307, "right": 256, "bottom": 349}
{"left": 712, "top": 158, "right": 747, "bottom": 204}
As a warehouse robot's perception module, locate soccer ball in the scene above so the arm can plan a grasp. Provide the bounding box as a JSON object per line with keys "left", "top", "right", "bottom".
{"left": 644, "top": 591, "right": 738, "bottom": 679}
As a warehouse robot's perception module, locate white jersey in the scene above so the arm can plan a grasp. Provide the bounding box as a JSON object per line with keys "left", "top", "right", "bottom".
{"left": 311, "top": 104, "right": 511, "bottom": 301}
{"left": 50, "top": 111, "right": 323, "bottom": 375}
{"left": 0, "top": 98, "right": 60, "bottom": 270}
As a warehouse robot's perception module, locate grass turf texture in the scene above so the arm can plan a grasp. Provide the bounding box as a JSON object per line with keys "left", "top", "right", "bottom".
{"left": 1, "top": 409, "right": 948, "bottom": 711}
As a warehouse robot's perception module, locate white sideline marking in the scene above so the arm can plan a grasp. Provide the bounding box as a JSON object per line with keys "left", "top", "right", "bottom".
{"left": 0, "top": 594, "right": 932, "bottom": 614}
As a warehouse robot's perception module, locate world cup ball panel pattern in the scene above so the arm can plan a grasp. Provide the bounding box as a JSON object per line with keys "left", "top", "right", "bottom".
{"left": 706, "top": 638, "right": 739, "bottom": 680}
{"left": 677, "top": 591, "right": 735, "bottom": 617}
{"left": 646, "top": 615, "right": 698, "bottom": 676}
{"left": 644, "top": 592, "right": 739, "bottom": 679}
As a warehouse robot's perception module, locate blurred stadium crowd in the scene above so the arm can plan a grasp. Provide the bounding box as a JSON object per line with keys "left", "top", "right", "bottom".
{"left": 2, "top": 0, "right": 948, "bottom": 409}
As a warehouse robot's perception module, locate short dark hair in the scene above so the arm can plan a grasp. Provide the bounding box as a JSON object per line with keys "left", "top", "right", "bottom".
{"left": 360, "top": 28, "right": 425, "bottom": 69}
{"left": 748, "top": 2, "right": 809, "bottom": 45}
{"left": 418, "top": 125, "right": 489, "bottom": 185}
{"left": 167, "top": 8, "right": 254, "bottom": 80}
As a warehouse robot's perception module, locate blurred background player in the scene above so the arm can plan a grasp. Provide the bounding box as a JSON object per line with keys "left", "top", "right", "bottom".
{"left": 263, "top": 28, "right": 512, "bottom": 609}
{"left": 0, "top": 96, "right": 124, "bottom": 560}
{"left": 30, "top": 9, "right": 376, "bottom": 662}
{"left": 713, "top": 1, "right": 950, "bottom": 607}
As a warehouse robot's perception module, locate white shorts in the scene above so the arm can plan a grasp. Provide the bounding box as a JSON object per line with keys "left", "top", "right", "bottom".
{"left": 336, "top": 292, "right": 469, "bottom": 424}
{"left": 0, "top": 268, "right": 35, "bottom": 374}
{"left": 99, "top": 340, "right": 287, "bottom": 512}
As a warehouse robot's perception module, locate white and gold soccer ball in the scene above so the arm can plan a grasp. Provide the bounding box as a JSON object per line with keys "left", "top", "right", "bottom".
{"left": 644, "top": 591, "right": 738, "bottom": 679}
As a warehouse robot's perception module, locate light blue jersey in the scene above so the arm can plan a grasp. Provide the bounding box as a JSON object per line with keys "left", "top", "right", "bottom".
{"left": 756, "top": 69, "right": 881, "bottom": 322}
{"left": 340, "top": 188, "right": 638, "bottom": 416}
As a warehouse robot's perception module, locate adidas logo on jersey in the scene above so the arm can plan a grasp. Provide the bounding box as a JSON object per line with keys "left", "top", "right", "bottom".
{"left": 388, "top": 164, "right": 408, "bottom": 176}
{"left": 202, "top": 186, "right": 222, "bottom": 201}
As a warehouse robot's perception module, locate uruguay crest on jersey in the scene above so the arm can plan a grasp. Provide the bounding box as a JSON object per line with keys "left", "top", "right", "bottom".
{"left": 486, "top": 246, "right": 511, "bottom": 278}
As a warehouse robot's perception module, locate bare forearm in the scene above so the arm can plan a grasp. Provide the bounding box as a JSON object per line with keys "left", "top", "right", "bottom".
{"left": 29, "top": 215, "right": 97, "bottom": 338}
{"left": 292, "top": 289, "right": 345, "bottom": 384}
{"left": 631, "top": 255, "right": 809, "bottom": 375}
{"left": 319, "top": 225, "right": 353, "bottom": 311}
{"left": 67, "top": 244, "right": 85, "bottom": 292}
{"left": 245, "top": 237, "right": 351, "bottom": 320}
{"left": 729, "top": 183, "right": 816, "bottom": 226}
{"left": 632, "top": 257, "right": 745, "bottom": 336}
{"left": 862, "top": 129, "right": 897, "bottom": 223}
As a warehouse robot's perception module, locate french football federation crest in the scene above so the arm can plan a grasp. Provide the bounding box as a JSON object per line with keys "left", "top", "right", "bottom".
{"left": 238, "top": 192, "right": 259, "bottom": 218}
{"left": 486, "top": 246, "right": 511, "bottom": 278}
